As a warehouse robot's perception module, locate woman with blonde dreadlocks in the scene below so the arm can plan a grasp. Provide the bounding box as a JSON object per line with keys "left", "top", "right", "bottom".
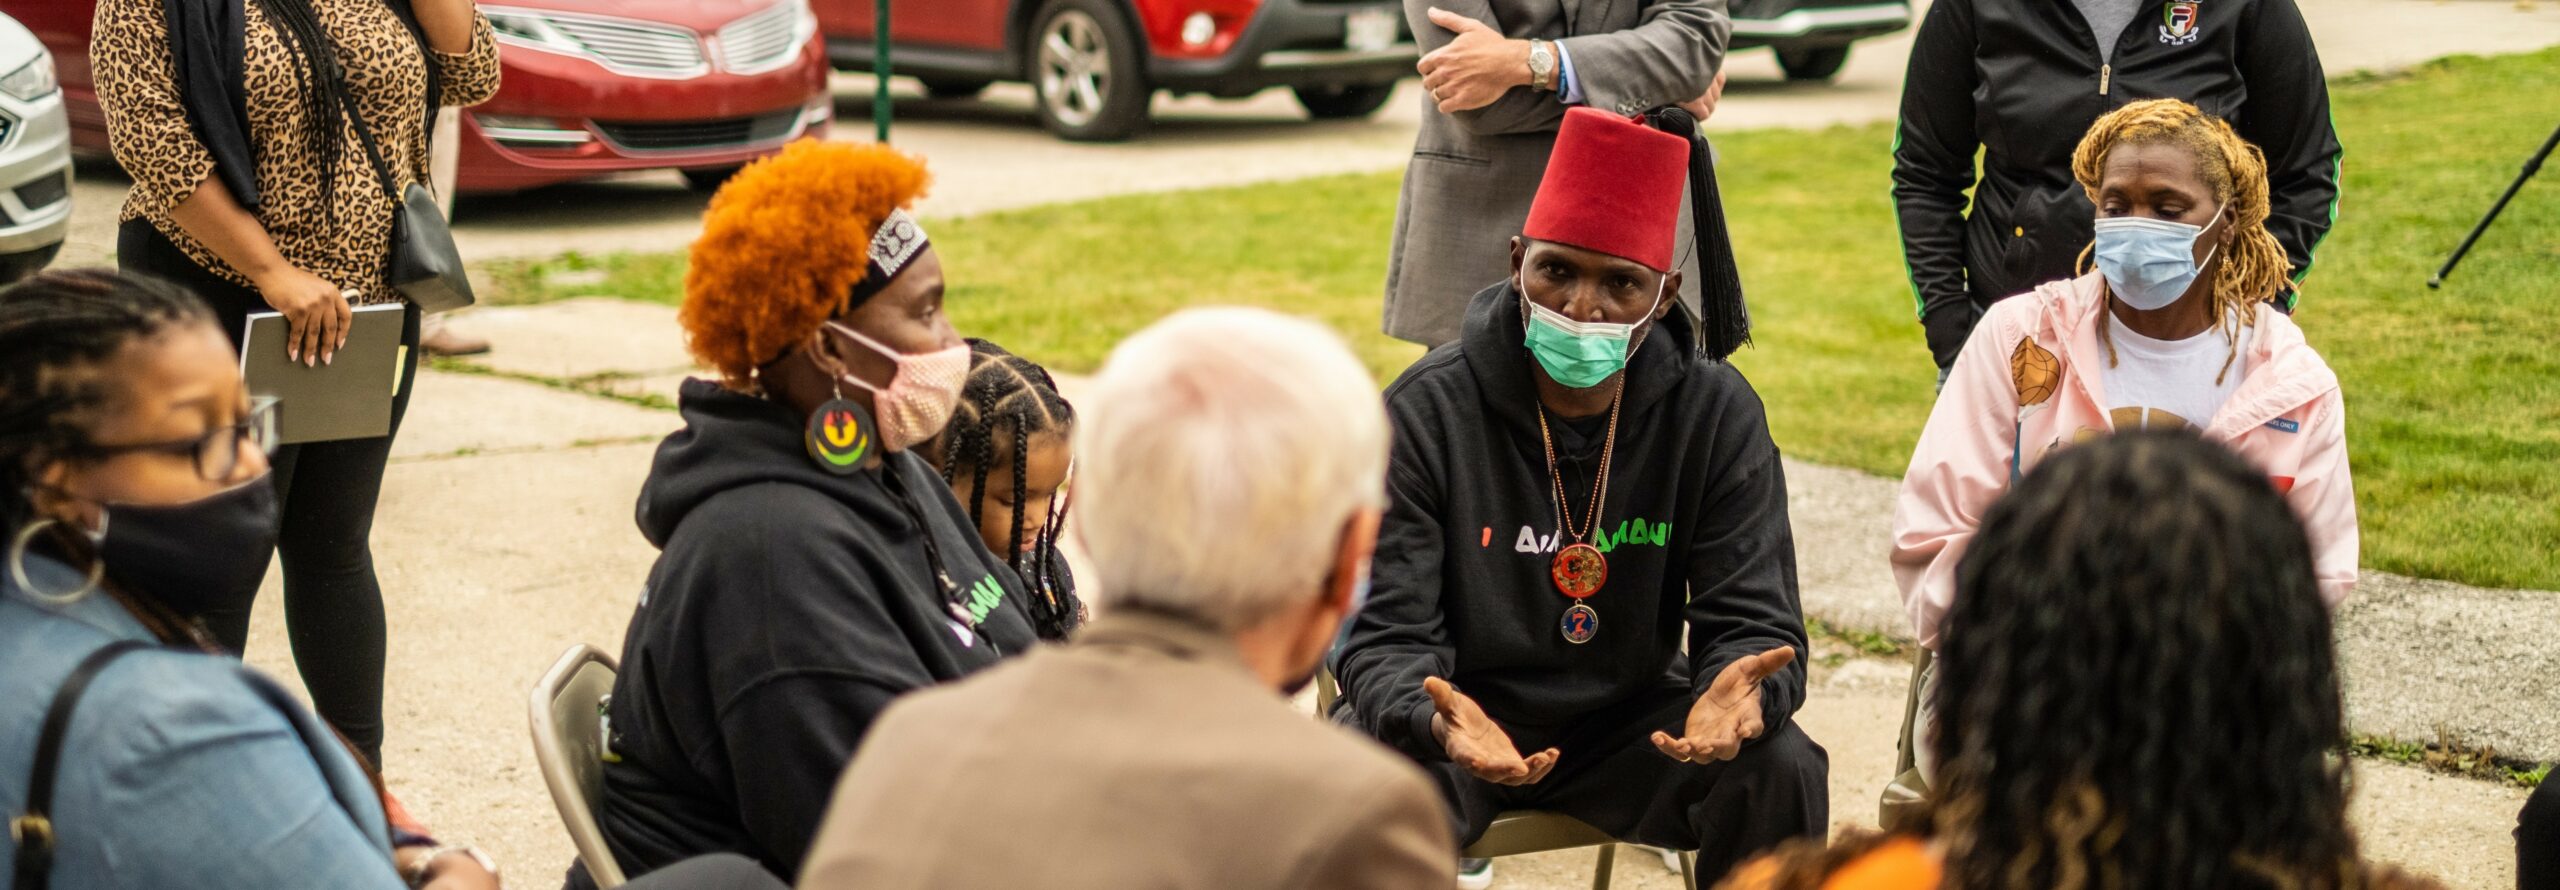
{"left": 927, "top": 340, "right": 1082, "bottom": 640}
{"left": 1890, "top": 99, "right": 2359, "bottom": 776}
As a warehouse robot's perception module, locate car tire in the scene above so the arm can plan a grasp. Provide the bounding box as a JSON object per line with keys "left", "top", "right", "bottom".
{"left": 681, "top": 165, "right": 747, "bottom": 192}
{"left": 1774, "top": 45, "right": 1851, "bottom": 81}
{"left": 1027, "top": 0, "right": 1151, "bottom": 142}
{"left": 921, "top": 78, "right": 992, "bottom": 100}
{"left": 1294, "top": 83, "right": 1399, "bottom": 120}
{"left": 0, "top": 242, "right": 62, "bottom": 285}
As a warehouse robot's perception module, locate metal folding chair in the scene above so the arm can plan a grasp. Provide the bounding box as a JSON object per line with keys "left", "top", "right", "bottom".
{"left": 1317, "top": 672, "right": 1696, "bottom": 890}
{"left": 529, "top": 644, "right": 627, "bottom": 889}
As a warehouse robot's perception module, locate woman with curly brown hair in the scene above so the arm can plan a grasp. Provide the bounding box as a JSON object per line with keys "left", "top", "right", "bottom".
{"left": 570, "top": 141, "right": 1041, "bottom": 889}
{"left": 1732, "top": 432, "right": 2436, "bottom": 890}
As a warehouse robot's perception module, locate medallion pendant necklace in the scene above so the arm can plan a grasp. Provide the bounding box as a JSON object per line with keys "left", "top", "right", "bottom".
{"left": 1538, "top": 380, "right": 1625, "bottom": 645}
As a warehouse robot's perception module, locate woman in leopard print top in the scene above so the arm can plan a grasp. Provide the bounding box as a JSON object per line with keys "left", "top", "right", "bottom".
{"left": 91, "top": 0, "right": 498, "bottom": 769}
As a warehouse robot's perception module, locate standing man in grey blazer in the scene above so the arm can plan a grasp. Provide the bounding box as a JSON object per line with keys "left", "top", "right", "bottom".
{"left": 1382, "top": 0, "right": 1730, "bottom": 347}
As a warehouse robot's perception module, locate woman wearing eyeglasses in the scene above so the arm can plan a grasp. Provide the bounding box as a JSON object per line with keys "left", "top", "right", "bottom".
{"left": 0, "top": 269, "right": 504, "bottom": 888}
{"left": 0, "top": 270, "right": 797, "bottom": 890}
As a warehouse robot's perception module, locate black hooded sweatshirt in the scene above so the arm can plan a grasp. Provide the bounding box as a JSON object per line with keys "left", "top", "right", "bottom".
{"left": 581, "top": 380, "right": 1039, "bottom": 886}
{"left": 1333, "top": 283, "right": 1809, "bottom": 763}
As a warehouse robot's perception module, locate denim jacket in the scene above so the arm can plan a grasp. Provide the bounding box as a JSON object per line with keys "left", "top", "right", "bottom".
{"left": 0, "top": 554, "right": 405, "bottom": 888}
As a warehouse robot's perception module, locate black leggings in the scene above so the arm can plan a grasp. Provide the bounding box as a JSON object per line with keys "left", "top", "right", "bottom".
{"left": 119, "top": 219, "right": 416, "bottom": 766}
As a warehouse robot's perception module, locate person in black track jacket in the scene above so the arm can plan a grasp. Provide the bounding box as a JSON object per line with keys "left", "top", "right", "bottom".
{"left": 1333, "top": 106, "right": 1827, "bottom": 889}
{"left": 1893, "top": 0, "right": 2342, "bottom": 376}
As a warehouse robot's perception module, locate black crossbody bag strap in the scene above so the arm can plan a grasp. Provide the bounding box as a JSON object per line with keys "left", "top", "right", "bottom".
{"left": 11, "top": 641, "right": 154, "bottom": 890}
{"left": 329, "top": 70, "right": 405, "bottom": 214}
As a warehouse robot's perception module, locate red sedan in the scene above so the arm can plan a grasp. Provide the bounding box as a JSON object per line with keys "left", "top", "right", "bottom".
{"left": 820, "top": 0, "right": 1417, "bottom": 142}
{"left": 10, "top": 0, "right": 834, "bottom": 194}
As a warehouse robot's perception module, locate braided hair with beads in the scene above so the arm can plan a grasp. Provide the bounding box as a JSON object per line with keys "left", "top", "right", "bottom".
{"left": 937, "top": 340, "right": 1080, "bottom": 640}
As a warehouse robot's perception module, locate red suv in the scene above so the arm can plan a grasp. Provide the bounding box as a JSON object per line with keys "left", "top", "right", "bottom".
{"left": 821, "top": 0, "right": 1417, "bottom": 141}
{"left": 10, "top": 0, "right": 833, "bottom": 194}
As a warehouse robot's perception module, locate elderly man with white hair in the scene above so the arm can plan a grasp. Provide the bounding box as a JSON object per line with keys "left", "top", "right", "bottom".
{"left": 795, "top": 308, "right": 1458, "bottom": 890}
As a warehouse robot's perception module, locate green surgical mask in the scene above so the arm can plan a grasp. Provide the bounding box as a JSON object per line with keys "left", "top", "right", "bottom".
{"left": 1520, "top": 276, "right": 1664, "bottom": 389}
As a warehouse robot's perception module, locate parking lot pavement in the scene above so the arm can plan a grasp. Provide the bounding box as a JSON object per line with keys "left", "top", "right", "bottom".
{"left": 55, "top": 0, "right": 2560, "bottom": 271}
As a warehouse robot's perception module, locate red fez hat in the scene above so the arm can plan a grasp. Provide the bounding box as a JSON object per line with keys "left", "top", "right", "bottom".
{"left": 1523, "top": 106, "right": 1691, "bottom": 272}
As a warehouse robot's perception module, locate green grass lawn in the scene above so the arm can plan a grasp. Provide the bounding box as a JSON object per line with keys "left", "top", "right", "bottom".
{"left": 484, "top": 48, "right": 2560, "bottom": 591}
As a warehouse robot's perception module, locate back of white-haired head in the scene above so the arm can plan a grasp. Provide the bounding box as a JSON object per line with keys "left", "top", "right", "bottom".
{"left": 1074, "top": 308, "right": 1389, "bottom": 632}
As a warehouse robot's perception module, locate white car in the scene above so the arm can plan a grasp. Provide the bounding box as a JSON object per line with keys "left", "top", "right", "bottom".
{"left": 0, "top": 10, "right": 68, "bottom": 282}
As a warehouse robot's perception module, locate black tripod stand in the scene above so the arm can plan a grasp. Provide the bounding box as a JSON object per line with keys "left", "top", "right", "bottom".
{"left": 2430, "top": 123, "right": 2560, "bottom": 288}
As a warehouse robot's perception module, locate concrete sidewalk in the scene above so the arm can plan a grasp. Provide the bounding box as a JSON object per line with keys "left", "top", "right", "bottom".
{"left": 215, "top": 297, "right": 2539, "bottom": 889}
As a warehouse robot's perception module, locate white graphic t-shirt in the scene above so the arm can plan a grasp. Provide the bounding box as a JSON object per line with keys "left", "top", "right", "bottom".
{"left": 2099, "top": 312, "right": 2254, "bottom": 432}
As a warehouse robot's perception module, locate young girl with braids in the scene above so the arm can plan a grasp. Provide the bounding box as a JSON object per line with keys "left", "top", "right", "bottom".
{"left": 90, "top": 0, "right": 501, "bottom": 766}
{"left": 929, "top": 340, "right": 1083, "bottom": 641}
{"left": 1890, "top": 98, "right": 2359, "bottom": 782}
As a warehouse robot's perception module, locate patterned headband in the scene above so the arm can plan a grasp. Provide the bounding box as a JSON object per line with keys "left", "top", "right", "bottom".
{"left": 850, "top": 209, "right": 930, "bottom": 304}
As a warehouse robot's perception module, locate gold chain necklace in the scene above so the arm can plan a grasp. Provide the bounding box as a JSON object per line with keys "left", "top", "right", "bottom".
{"left": 1536, "top": 380, "right": 1624, "bottom": 644}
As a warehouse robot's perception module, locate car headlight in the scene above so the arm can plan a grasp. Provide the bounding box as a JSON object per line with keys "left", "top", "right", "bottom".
{"left": 484, "top": 9, "right": 584, "bottom": 55}
{"left": 788, "top": 0, "right": 819, "bottom": 45}
{"left": 0, "top": 51, "right": 59, "bottom": 102}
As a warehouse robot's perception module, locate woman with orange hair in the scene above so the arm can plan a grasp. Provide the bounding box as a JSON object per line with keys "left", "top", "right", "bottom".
{"left": 567, "top": 141, "right": 1042, "bottom": 889}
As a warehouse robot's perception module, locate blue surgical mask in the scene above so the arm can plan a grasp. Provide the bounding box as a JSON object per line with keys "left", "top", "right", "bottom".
{"left": 1519, "top": 275, "right": 1666, "bottom": 389}
{"left": 2092, "top": 205, "right": 2224, "bottom": 311}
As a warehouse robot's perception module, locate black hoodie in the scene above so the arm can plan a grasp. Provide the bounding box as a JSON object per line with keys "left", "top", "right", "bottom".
{"left": 1333, "top": 283, "right": 1808, "bottom": 763}
{"left": 584, "top": 380, "right": 1039, "bottom": 885}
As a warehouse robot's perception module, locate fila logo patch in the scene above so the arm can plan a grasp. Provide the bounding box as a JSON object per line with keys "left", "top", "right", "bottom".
{"left": 2265, "top": 418, "right": 2301, "bottom": 433}
{"left": 2159, "top": 0, "right": 2202, "bottom": 44}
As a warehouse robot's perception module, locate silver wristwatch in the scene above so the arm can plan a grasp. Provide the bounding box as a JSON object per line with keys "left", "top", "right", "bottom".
{"left": 1528, "top": 40, "right": 1557, "bottom": 91}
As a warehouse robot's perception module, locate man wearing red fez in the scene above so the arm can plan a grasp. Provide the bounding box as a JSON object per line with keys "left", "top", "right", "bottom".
{"left": 1335, "top": 107, "right": 1825, "bottom": 888}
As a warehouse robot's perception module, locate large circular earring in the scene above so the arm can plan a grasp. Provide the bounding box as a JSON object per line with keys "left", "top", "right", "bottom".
{"left": 8, "top": 518, "right": 103, "bottom": 607}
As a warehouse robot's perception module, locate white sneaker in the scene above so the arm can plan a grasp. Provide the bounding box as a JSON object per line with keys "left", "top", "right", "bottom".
{"left": 1648, "top": 845, "right": 1683, "bottom": 874}
{"left": 1457, "top": 857, "right": 1494, "bottom": 890}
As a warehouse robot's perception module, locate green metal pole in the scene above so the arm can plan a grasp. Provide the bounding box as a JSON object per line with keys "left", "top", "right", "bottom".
{"left": 874, "top": 0, "right": 892, "bottom": 142}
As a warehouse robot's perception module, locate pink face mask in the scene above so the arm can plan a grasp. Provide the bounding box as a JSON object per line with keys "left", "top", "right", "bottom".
{"left": 824, "top": 321, "right": 969, "bottom": 452}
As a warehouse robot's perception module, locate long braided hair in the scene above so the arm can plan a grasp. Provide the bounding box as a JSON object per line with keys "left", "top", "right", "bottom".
{"left": 244, "top": 0, "right": 354, "bottom": 217}
{"left": 2072, "top": 99, "right": 2295, "bottom": 383}
{"left": 1926, "top": 430, "right": 2378, "bottom": 890}
{"left": 937, "top": 340, "right": 1080, "bottom": 640}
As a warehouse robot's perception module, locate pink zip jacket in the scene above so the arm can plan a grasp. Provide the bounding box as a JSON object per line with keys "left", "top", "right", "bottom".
{"left": 1891, "top": 272, "right": 2357, "bottom": 649}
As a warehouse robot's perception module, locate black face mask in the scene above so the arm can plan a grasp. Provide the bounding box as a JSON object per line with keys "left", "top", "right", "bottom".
{"left": 98, "top": 473, "right": 280, "bottom": 619}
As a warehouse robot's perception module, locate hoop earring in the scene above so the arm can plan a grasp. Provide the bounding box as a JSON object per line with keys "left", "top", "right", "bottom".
{"left": 9, "top": 518, "right": 103, "bottom": 607}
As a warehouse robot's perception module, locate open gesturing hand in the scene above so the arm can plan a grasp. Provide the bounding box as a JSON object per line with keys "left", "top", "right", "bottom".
{"left": 1650, "top": 647, "right": 1795, "bottom": 763}
{"left": 1426, "top": 676, "right": 1558, "bottom": 785}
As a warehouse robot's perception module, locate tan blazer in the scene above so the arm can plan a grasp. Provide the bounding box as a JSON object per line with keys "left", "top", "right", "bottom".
{"left": 1381, "top": 0, "right": 1727, "bottom": 347}
{"left": 798, "top": 611, "right": 1457, "bottom": 890}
